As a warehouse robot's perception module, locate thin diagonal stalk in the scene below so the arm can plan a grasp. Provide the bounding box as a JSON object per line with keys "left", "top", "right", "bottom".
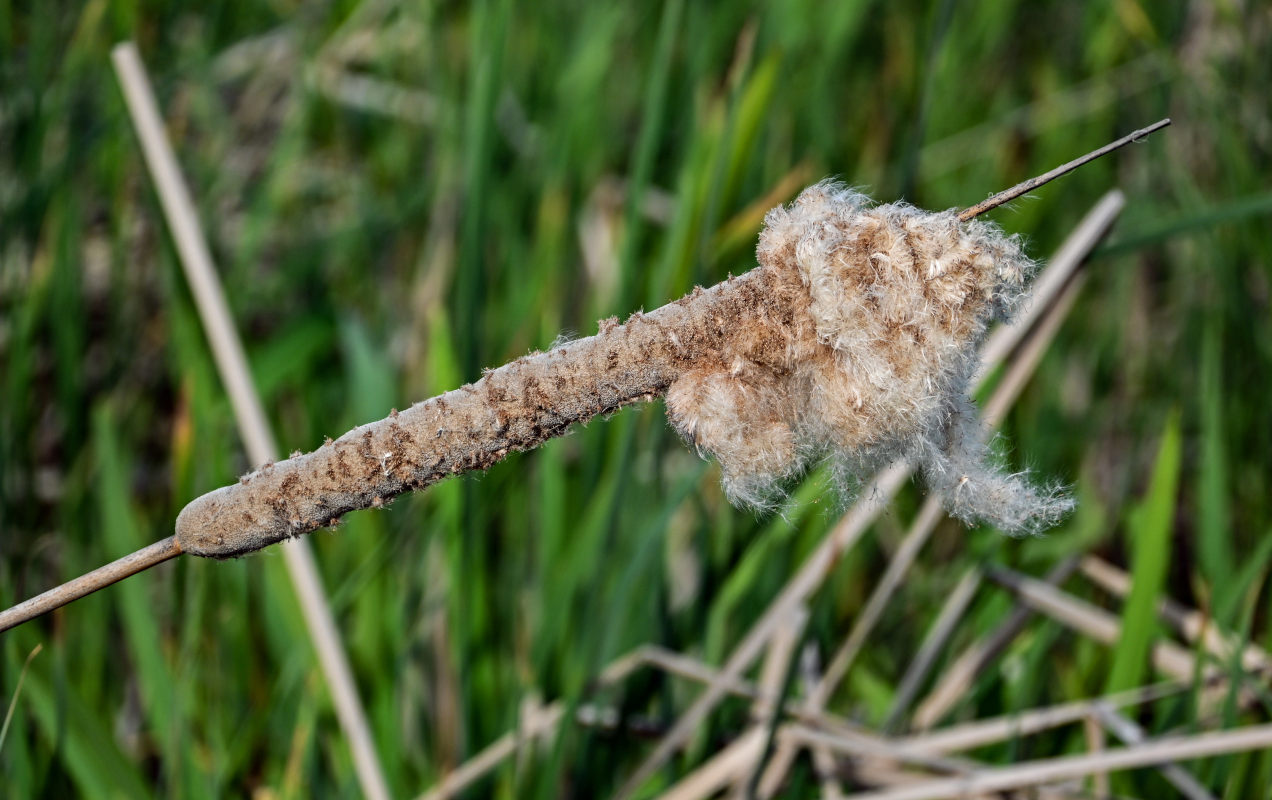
{"left": 985, "top": 564, "right": 1199, "bottom": 680}
{"left": 836, "top": 723, "right": 1272, "bottom": 800}
{"left": 1093, "top": 704, "right": 1217, "bottom": 800}
{"left": 897, "top": 665, "right": 1272, "bottom": 756}
{"left": 881, "top": 568, "right": 982, "bottom": 734}
{"left": 910, "top": 557, "right": 1080, "bottom": 730}
{"left": 111, "top": 42, "right": 391, "bottom": 800}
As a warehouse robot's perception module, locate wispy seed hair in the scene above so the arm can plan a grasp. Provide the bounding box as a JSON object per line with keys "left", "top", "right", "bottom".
{"left": 665, "top": 181, "right": 1073, "bottom": 532}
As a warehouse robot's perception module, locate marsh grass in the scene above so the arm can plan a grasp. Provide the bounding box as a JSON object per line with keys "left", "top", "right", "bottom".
{"left": 2, "top": 2, "right": 1272, "bottom": 797}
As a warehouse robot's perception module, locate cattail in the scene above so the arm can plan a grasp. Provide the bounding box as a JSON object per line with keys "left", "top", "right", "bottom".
{"left": 177, "top": 181, "right": 1070, "bottom": 558}
{"left": 0, "top": 120, "right": 1170, "bottom": 631}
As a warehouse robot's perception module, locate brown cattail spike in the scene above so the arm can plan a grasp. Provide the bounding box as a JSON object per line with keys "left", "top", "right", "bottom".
{"left": 175, "top": 182, "right": 1066, "bottom": 558}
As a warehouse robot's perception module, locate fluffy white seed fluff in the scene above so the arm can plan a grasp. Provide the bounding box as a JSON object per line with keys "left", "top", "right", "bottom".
{"left": 665, "top": 181, "right": 1073, "bottom": 534}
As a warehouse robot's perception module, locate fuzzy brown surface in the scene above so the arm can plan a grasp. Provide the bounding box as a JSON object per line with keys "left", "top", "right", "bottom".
{"left": 178, "top": 182, "right": 1072, "bottom": 558}
{"left": 176, "top": 266, "right": 811, "bottom": 558}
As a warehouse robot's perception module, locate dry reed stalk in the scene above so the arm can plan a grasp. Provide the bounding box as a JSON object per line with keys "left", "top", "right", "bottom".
{"left": 732, "top": 605, "right": 808, "bottom": 798}
{"left": 898, "top": 665, "right": 1272, "bottom": 756}
{"left": 1080, "top": 555, "right": 1272, "bottom": 671}
{"left": 986, "top": 565, "right": 1200, "bottom": 680}
{"left": 1082, "top": 714, "right": 1110, "bottom": 798}
{"left": 910, "top": 557, "right": 1081, "bottom": 730}
{"left": 881, "top": 567, "right": 982, "bottom": 733}
{"left": 790, "top": 644, "right": 847, "bottom": 799}
{"left": 659, "top": 729, "right": 768, "bottom": 800}
{"left": 839, "top": 723, "right": 1272, "bottom": 800}
{"left": 1092, "top": 705, "right": 1217, "bottom": 800}
{"left": 109, "top": 43, "right": 391, "bottom": 800}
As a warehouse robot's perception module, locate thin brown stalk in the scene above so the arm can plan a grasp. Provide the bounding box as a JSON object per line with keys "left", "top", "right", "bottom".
{"left": 882, "top": 567, "right": 982, "bottom": 733}
{"left": 957, "top": 118, "right": 1169, "bottom": 220}
{"left": 0, "top": 537, "right": 182, "bottom": 633}
{"left": 1080, "top": 555, "right": 1271, "bottom": 670}
{"left": 733, "top": 606, "right": 808, "bottom": 799}
{"left": 897, "top": 666, "right": 1272, "bottom": 756}
{"left": 759, "top": 644, "right": 843, "bottom": 799}
{"left": 0, "top": 643, "right": 43, "bottom": 752}
{"left": 659, "top": 729, "right": 768, "bottom": 800}
{"left": 779, "top": 725, "right": 1089, "bottom": 799}
{"left": 1083, "top": 714, "right": 1109, "bottom": 798}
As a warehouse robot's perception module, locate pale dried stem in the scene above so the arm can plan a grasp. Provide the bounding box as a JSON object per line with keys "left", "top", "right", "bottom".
{"left": 910, "top": 557, "right": 1080, "bottom": 730}
{"left": 839, "top": 723, "right": 1272, "bottom": 800}
{"left": 731, "top": 606, "right": 809, "bottom": 799}
{"left": 110, "top": 43, "right": 390, "bottom": 800}
{"left": 1080, "top": 555, "right": 1272, "bottom": 671}
{"left": 760, "top": 644, "right": 843, "bottom": 799}
{"left": 1093, "top": 704, "right": 1217, "bottom": 800}
{"left": 957, "top": 118, "right": 1169, "bottom": 221}
{"left": 881, "top": 567, "right": 982, "bottom": 733}
{"left": 986, "top": 564, "right": 1199, "bottom": 680}
{"left": 898, "top": 665, "right": 1272, "bottom": 756}
{"left": 0, "top": 537, "right": 182, "bottom": 633}
{"left": 660, "top": 729, "right": 768, "bottom": 800}
{"left": 1082, "top": 715, "right": 1109, "bottom": 798}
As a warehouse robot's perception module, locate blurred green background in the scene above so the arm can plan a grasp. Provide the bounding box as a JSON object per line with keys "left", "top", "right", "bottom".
{"left": 2, "top": 1, "right": 1271, "bottom": 797}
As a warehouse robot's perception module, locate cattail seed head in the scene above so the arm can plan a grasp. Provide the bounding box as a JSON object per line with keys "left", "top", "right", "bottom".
{"left": 177, "top": 180, "right": 1071, "bottom": 559}
{"left": 666, "top": 181, "right": 1071, "bottom": 532}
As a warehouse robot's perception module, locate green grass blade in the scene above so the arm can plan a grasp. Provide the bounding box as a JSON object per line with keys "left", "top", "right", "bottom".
{"left": 1105, "top": 411, "right": 1181, "bottom": 694}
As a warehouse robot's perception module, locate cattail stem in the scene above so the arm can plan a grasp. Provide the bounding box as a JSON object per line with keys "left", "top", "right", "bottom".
{"left": 0, "top": 537, "right": 182, "bottom": 632}
{"left": 957, "top": 118, "right": 1170, "bottom": 221}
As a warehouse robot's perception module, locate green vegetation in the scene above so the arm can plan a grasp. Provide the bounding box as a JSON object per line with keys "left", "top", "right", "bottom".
{"left": 2, "top": 1, "right": 1271, "bottom": 797}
